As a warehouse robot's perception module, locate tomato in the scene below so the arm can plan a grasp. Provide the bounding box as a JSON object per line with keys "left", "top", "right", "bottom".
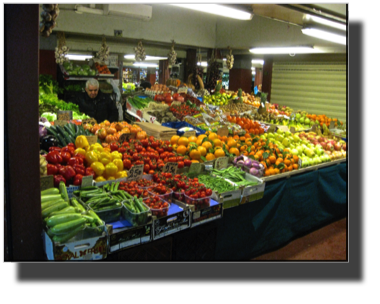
{"left": 177, "top": 161, "right": 184, "bottom": 169}
{"left": 184, "top": 159, "right": 192, "bottom": 167}
{"left": 132, "top": 153, "right": 140, "bottom": 161}
{"left": 123, "top": 159, "right": 132, "bottom": 170}
{"left": 205, "top": 189, "right": 212, "bottom": 196}
{"left": 109, "top": 142, "right": 120, "bottom": 152}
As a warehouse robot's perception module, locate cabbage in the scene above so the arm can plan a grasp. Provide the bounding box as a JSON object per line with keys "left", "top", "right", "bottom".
{"left": 41, "top": 112, "right": 57, "bottom": 122}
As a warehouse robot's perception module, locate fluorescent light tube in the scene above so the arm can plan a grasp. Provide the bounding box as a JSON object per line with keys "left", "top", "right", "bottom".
{"left": 249, "top": 46, "right": 321, "bottom": 54}
{"left": 197, "top": 62, "right": 208, "bottom": 67}
{"left": 170, "top": 4, "right": 253, "bottom": 20}
{"left": 302, "top": 28, "right": 346, "bottom": 45}
{"left": 66, "top": 54, "right": 93, "bottom": 61}
{"left": 304, "top": 14, "right": 346, "bottom": 31}
{"left": 251, "top": 59, "right": 264, "bottom": 65}
{"left": 133, "top": 62, "right": 158, "bottom": 68}
{"left": 124, "top": 54, "right": 167, "bottom": 60}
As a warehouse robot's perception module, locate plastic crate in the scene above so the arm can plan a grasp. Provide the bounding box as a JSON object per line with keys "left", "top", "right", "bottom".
{"left": 143, "top": 197, "right": 170, "bottom": 218}
{"left": 184, "top": 194, "right": 211, "bottom": 211}
{"left": 173, "top": 190, "right": 186, "bottom": 202}
{"left": 121, "top": 200, "right": 150, "bottom": 227}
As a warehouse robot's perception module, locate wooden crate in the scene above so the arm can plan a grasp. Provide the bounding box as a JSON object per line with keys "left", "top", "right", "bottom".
{"left": 135, "top": 122, "right": 177, "bottom": 141}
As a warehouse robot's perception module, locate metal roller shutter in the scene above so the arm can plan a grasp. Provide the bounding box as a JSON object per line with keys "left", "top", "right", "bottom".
{"left": 270, "top": 62, "right": 347, "bottom": 123}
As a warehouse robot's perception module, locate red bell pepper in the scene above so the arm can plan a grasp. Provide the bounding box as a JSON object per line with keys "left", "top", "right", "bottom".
{"left": 67, "top": 143, "right": 75, "bottom": 149}
{"left": 73, "top": 174, "right": 83, "bottom": 186}
{"left": 61, "top": 146, "right": 74, "bottom": 156}
{"left": 60, "top": 151, "right": 72, "bottom": 165}
{"left": 68, "top": 157, "right": 84, "bottom": 167}
{"left": 46, "top": 151, "right": 63, "bottom": 164}
{"left": 72, "top": 164, "right": 86, "bottom": 176}
{"left": 59, "top": 165, "right": 76, "bottom": 182}
{"left": 53, "top": 175, "right": 66, "bottom": 188}
{"left": 49, "top": 146, "right": 62, "bottom": 153}
{"left": 47, "top": 164, "right": 58, "bottom": 175}
{"left": 73, "top": 153, "right": 86, "bottom": 162}
{"left": 85, "top": 167, "right": 95, "bottom": 177}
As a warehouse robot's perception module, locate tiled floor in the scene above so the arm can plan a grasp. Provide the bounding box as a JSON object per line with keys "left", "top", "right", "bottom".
{"left": 252, "top": 218, "right": 347, "bottom": 260}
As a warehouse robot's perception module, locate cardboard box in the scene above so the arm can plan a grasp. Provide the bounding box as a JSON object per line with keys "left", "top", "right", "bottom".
{"left": 135, "top": 122, "right": 177, "bottom": 141}
{"left": 240, "top": 173, "right": 266, "bottom": 204}
{"left": 43, "top": 226, "right": 108, "bottom": 261}
{"left": 152, "top": 202, "right": 191, "bottom": 240}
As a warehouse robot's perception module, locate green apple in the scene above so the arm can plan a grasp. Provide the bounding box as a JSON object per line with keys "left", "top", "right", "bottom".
{"left": 291, "top": 148, "right": 299, "bottom": 156}
{"left": 293, "top": 135, "right": 301, "bottom": 143}
{"left": 304, "top": 148, "right": 315, "bottom": 158}
{"left": 307, "top": 143, "right": 314, "bottom": 149}
{"left": 285, "top": 131, "right": 292, "bottom": 137}
{"left": 260, "top": 135, "right": 266, "bottom": 140}
{"left": 296, "top": 146, "right": 304, "bottom": 154}
{"left": 282, "top": 138, "right": 290, "bottom": 147}
{"left": 276, "top": 134, "right": 284, "bottom": 142}
{"left": 267, "top": 133, "right": 274, "bottom": 139}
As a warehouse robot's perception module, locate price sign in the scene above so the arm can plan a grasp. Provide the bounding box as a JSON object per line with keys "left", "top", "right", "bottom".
{"left": 178, "top": 87, "right": 188, "bottom": 94}
{"left": 82, "top": 118, "right": 97, "bottom": 125}
{"left": 290, "top": 127, "right": 296, "bottom": 134}
{"left": 85, "top": 135, "right": 98, "bottom": 145}
{"left": 119, "top": 133, "right": 133, "bottom": 144}
{"left": 183, "top": 130, "right": 196, "bottom": 137}
{"left": 204, "top": 165, "right": 213, "bottom": 171}
{"left": 214, "top": 157, "right": 228, "bottom": 170}
{"left": 311, "top": 124, "right": 318, "bottom": 132}
{"left": 81, "top": 175, "right": 93, "bottom": 187}
{"left": 217, "top": 127, "right": 229, "bottom": 137}
{"left": 149, "top": 116, "right": 157, "bottom": 124}
{"left": 57, "top": 111, "right": 72, "bottom": 121}
{"left": 127, "top": 164, "right": 144, "bottom": 180}
{"left": 54, "top": 120, "right": 69, "bottom": 127}
{"left": 267, "top": 125, "right": 276, "bottom": 133}
{"left": 162, "top": 162, "right": 178, "bottom": 174}
{"left": 189, "top": 162, "right": 202, "bottom": 175}
{"left": 277, "top": 125, "right": 289, "bottom": 132}
{"left": 40, "top": 175, "right": 54, "bottom": 191}
{"left": 329, "top": 121, "right": 335, "bottom": 129}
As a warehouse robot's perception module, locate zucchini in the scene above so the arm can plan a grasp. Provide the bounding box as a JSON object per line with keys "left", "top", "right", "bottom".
{"left": 47, "top": 127, "right": 59, "bottom": 138}
{"left": 69, "top": 123, "right": 77, "bottom": 135}
{"left": 41, "top": 188, "right": 60, "bottom": 196}
{"left": 52, "top": 223, "right": 85, "bottom": 243}
{"left": 49, "top": 206, "right": 77, "bottom": 216}
{"left": 42, "top": 201, "right": 69, "bottom": 219}
{"left": 70, "top": 198, "right": 87, "bottom": 213}
{"left": 88, "top": 210, "right": 103, "bottom": 226}
{"left": 41, "top": 198, "right": 65, "bottom": 210}
{"left": 63, "top": 131, "right": 73, "bottom": 145}
{"left": 50, "top": 217, "right": 87, "bottom": 235}
{"left": 59, "top": 182, "right": 69, "bottom": 202}
{"left": 81, "top": 214, "right": 95, "bottom": 223}
{"left": 41, "top": 194, "right": 63, "bottom": 204}
{"left": 64, "top": 124, "right": 75, "bottom": 138}
{"left": 74, "top": 124, "right": 79, "bottom": 136}
{"left": 80, "top": 186, "right": 98, "bottom": 191}
{"left": 46, "top": 213, "right": 83, "bottom": 228}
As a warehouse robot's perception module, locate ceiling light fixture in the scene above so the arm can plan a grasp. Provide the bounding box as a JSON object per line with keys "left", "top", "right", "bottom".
{"left": 251, "top": 59, "right": 264, "bottom": 65}
{"left": 301, "top": 28, "right": 346, "bottom": 45}
{"left": 170, "top": 4, "right": 253, "bottom": 20}
{"left": 304, "top": 14, "right": 346, "bottom": 31}
{"left": 249, "top": 46, "right": 322, "bottom": 54}
{"left": 66, "top": 54, "right": 93, "bottom": 61}
{"left": 124, "top": 54, "right": 167, "bottom": 61}
{"left": 133, "top": 62, "right": 158, "bottom": 68}
{"left": 197, "top": 62, "right": 208, "bottom": 67}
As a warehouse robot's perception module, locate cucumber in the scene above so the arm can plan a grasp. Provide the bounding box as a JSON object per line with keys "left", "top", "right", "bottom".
{"left": 64, "top": 123, "right": 75, "bottom": 138}
{"left": 63, "top": 131, "right": 73, "bottom": 145}
{"left": 81, "top": 214, "right": 95, "bottom": 223}
{"left": 74, "top": 124, "right": 79, "bottom": 136}
{"left": 70, "top": 198, "right": 87, "bottom": 213}
{"left": 42, "top": 201, "right": 69, "bottom": 219}
{"left": 59, "top": 182, "right": 69, "bottom": 202}
{"left": 80, "top": 186, "right": 98, "bottom": 191}
{"left": 41, "top": 198, "right": 65, "bottom": 210}
{"left": 52, "top": 223, "right": 85, "bottom": 243}
{"left": 41, "top": 194, "right": 63, "bottom": 203}
{"left": 41, "top": 188, "right": 60, "bottom": 196}
{"left": 47, "top": 127, "right": 59, "bottom": 139}
{"left": 50, "top": 217, "right": 87, "bottom": 235}
{"left": 46, "top": 213, "right": 83, "bottom": 228}
{"left": 88, "top": 210, "right": 103, "bottom": 226}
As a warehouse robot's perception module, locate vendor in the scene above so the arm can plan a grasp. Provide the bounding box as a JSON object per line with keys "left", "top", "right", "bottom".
{"left": 69, "top": 79, "right": 119, "bottom": 123}
{"left": 140, "top": 77, "right": 152, "bottom": 89}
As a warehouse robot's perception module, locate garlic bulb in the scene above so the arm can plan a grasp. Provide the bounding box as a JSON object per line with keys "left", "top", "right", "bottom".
{"left": 167, "top": 41, "right": 177, "bottom": 66}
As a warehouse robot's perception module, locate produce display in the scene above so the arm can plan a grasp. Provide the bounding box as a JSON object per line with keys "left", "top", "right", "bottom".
{"left": 127, "top": 95, "right": 154, "bottom": 110}
{"left": 94, "top": 62, "right": 112, "bottom": 75}
{"left": 145, "top": 83, "right": 171, "bottom": 94}
{"left": 62, "top": 61, "right": 97, "bottom": 76}
{"left": 169, "top": 103, "right": 200, "bottom": 121}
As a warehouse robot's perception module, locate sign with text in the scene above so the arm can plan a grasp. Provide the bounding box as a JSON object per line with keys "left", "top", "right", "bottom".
{"left": 214, "top": 157, "right": 228, "bottom": 170}
{"left": 277, "top": 125, "right": 289, "bottom": 132}
{"left": 81, "top": 175, "right": 93, "bottom": 187}
{"left": 127, "top": 164, "right": 144, "bottom": 180}
{"left": 57, "top": 111, "right": 73, "bottom": 121}
{"left": 119, "top": 133, "right": 133, "bottom": 144}
{"left": 178, "top": 87, "right": 188, "bottom": 94}
{"left": 162, "top": 162, "right": 178, "bottom": 174}
{"left": 85, "top": 135, "right": 98, "bottom": 145}
{"left": 217, "top": 127, "right": 229, "bottom": 137}
{"left": 188, "top": 162, "right": 202, "bottom": 175}
{"left": 267, "top": 125, "right": 276, "bottom": 133}
{"left": 53, "top": 120, "right": 69, "bottom": 127}
{"left": 40, "top": 175, "right": 54, "bottom": 191}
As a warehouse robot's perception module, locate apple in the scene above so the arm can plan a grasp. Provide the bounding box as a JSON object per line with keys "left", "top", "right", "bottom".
{"left": 282, "top": 138, "right": 290, "bottom": 147}
{"left": 326, "top": 143, "right": 334, "bottom": 151}
{"left": 276, "top": 134, "right": 284, "bottom": 142}
{"left": 293, "top": 135, "right": 301, "bottom": 143}
{"left": 297, "top": 146, "right": 304, "bottom": 154}
{"left": 320, "top": 142, "right": 327, "bottom": 149}
{"left": 304, "top": 148, "right": 315, "bottom": 158}
{"left": 291, "top": 148, "right": 299, "bottom": 156}
{"left": 334, "top": 143, "right": 341, "bottom": 151}
{"left": 342, "top": 143, "right": 346, "bottom": 151}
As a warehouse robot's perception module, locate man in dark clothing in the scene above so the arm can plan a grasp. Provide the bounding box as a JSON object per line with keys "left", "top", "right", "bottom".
{"left": 140, "top": 78, "right": 152, "bottom": 90}
{"left": 70, "top": 79, "right": 119, "bottom": 123}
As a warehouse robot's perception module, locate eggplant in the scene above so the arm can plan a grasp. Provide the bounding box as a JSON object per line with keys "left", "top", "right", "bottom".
{"left": 40, "top": 135, "right": 59, "bottom": 151}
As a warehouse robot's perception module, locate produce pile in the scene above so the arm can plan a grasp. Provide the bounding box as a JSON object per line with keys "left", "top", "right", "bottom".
{"left": 127, "top": 95, "right": 154, "bottom": 110}
{"left": 168, "top": 103, "right": 200, "bottom": 120}
{"left": 62, "top": 61, "right": 97, "bottom": 76}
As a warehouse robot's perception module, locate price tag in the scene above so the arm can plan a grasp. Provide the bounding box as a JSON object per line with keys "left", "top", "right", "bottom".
{"left": 277, "top": 125, "right": 289, "bottom": 132}
{"left": 162, "top": 162, "right": 178, "bottom": 174}
{"left": 54, "top": 120, "right": 69, "bottom": 127}
{"left": 183, "top": 131, "right": 196, "bottom": 137}
{"left": 119, "top": 133, "right": 133, "bottom": 144}
{"left": 298, "top": 158, "right": 302, "bottom": 168}
{"left": 329, "top": 121, "right": 335, "bottom": 129}
{"left": 57, "top": 111, "right": 72, "bottom": 121}
{"left": 217, "top": 127, "right": 229, "bottom": 137}
{"left": 127, "top": 164, "right": 144, "bottom": 180}
{"left": 81, "top": 175, "right": 93, "bottom": 187}
{"left": 149, "top": 116, "right": 157, "bottom": 124}
{"left": 267, "top": 125, "right": 276, "bottom": 133}
{"left": 311, "top": 124, "right": 318, "bottom": 132}
{"left": 189, "top": 162, "right": 202, "bottom": 175}
{"left": 290, "top": 127, "right": 296, "bottom": 133}
{"left": 178, "top": 87, "right": 188, "bottom": 94}
{"left": 40, "top": 175, "right": 54, "bottom": 191}
{"left": 214, "top": 157, "right": 228, "bottom": 170}
{"left": 85, "top": 135, "right": 98, "bottom": 145}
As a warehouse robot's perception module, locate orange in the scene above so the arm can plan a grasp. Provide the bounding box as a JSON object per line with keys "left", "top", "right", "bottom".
{"left": 189, "top": 149, "right": 201, "bottom": 160}
{"left": 274, "top": 168, "right": 280, "bottom": 175}
{"left": 208, "top": 132, "right": 218, "bottom": 140}
{"left": 229, "top": 147, "right": 240, "bottom": 156}
{"left": 213, "top": 138, "right": 222, "bottom": 147}
{"left": 293, "top": 155, "right": 299, "bottom": 163}
{"left": 191, "top": 160, "right": 199, "bottom": 163}
{"left": 240, "top": 145, "right": 248, "bottom": 152}
{"left": 188, "top": 136, "right": 198, "bottom": 143}
{"left": 198, "top": 134, "right": 207, "bottom": 141}
{"left": 214, "top": 149, "right": 226, "bottom": 158}
{"left": 293, "top": 163, "right": 299, "bottom": 170}
{"left": 196, "top": 138, "right": 204, "bottom": 146}
{"left": 205, "top": 153, "right": 216, "bottom": 161}
{"left": 170, "top": 135, "right": 180, "bottom": 145}
{"left": 202, "top": 141, "right": 213, "bottom": 151}
{"left": 177, "top": 137, "right": 189, "bottom": 147}
{"left": 197, "top": 146, "right": 207, "bottom": 157}
{"left": 268, "top": 155, "right": 276, "bottom": 164}
{"left": 176, "top": 145, "right": 187, "bottom": 155}
{"left": 227, "top": 138, "right": 237, "bottom": 148}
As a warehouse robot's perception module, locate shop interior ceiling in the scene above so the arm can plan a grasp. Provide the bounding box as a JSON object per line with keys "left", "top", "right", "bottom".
{"left": 48, "top": 3, "right": 347, "bottom": 67}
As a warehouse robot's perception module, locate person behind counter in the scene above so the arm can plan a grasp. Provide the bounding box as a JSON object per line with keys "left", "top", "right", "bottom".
{"left": 139, "top": 77, "right": 152, "bottom": 90}
{"left": 69, "top": 79, "right": 119, "bottom": 123}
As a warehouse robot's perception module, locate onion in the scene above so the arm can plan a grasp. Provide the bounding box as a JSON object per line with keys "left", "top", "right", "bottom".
{"left": 233, "top": 155, "right": 245, "bottom": 165}
{"left": 249, "top": 167, "right": 260, "bottom": 177}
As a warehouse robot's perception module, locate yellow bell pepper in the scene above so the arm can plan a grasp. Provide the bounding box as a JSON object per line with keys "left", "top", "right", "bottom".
{"left": 95, "top": 176, "right": 106, "bottom": 183}
{"left": 107, "top": 176, "right": 116, "bottom": 181}
{"left": 103, "top": 147, "right": 111, "bottom": 154}
{"left": 115, "top": 170, "right": 128, "bottom": 179}
{"left": 99, "top": 151, "right": 112, "bottom": 166}
{"left": 74, "top": 148, "right": 86, "bottom": 157}
{"left": 111, "top": 151, "right": 122, "bottom": 160}
{"left": 105, "top": 162, "right": 118, "bottom": 177}
{"left": 113, "top": 159, "right": 124, "bottom": 172}
{"left": 91, "top": 161, "right": 105, "bottom": 177}
{"left": 75, "top": 135, "right": 89, "bottom": 149}
{"left": 89, "top": 143, "right": 104, "bottom": 153}
{"left": 85, "top": 151, "right": 98, "bottom": 166}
